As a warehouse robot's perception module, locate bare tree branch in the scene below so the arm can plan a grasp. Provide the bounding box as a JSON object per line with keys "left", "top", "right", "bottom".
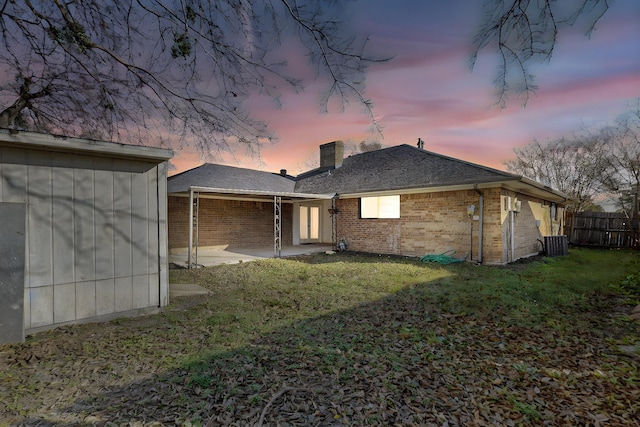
{"left": 472, "top": 0, "right": 610, "bottom": 108}
{"left": 0, "top": 0, "right": 382, "bottom": 158}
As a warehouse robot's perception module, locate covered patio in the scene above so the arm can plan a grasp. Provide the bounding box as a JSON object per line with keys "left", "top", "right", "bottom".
{"left": 167, "top": 163, "right": 336, "bottom": 268}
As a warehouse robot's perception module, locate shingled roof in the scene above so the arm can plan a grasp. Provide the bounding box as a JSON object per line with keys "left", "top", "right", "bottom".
{"left": 168, "top": 163, "right": 295, "bottom": 194}
{"left": 294, "top": 144, "right": 521, "bottom": 194}
{"left": 168, "top": 144, "right": 568, "bottom": 202}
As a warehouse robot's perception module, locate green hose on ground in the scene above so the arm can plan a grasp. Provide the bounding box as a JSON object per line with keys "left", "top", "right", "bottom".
{"left": 419, "top": 250, "right": 464, "bottom": 264}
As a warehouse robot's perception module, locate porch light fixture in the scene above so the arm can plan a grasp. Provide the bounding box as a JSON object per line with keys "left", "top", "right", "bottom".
{"left": 467, "top": 204, "right": 476, "bottom": 217}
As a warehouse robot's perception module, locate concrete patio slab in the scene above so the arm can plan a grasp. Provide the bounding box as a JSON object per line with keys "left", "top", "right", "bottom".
{"left": 169, "top": 283, "right": 212, "bottom": 298}
{"left": 169, "top": 244, "right": 334, "bottom": 268}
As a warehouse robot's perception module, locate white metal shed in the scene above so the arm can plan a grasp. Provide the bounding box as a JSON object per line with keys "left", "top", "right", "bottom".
{"left": 0, "top": 130, "right": 173, "bottom": 343}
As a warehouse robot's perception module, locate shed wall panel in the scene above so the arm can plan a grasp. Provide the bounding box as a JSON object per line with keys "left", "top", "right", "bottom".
{"left": 76, "top": 280, "right": 97, "bottom": 319}
{"left": 114, "top": 172, "right": 132, "bottom": 277}
{"left": 1, "top": 148, "right": 28, "bottom": 202}
{"left": 94, "top": 169, "right": 115, "bottom": 280}
{"left": 147, "top": 169, "right": 159, "bottom": 273}
{"left": 157, "top": 163, "right": 169, "bottom": 307}
{"left": 74, "top": 165, "right": 96, "bottom": 281}
{"left": 131, "top": 172, "right": 149, "bottom": 276}
{"left": 29, "top": 286, "right": 53, "bottom": 328}
{"left": 96, "top": 278, "right": 115, "bottom": 316}
{"left": 27, "top": 159, "right": 53, "bottom": 288}
{"left": 132, "top": 274, "right": 149, "bottom": 309}
{"left": 54, "top": 282, "right": 76, "bottom": 323}
{"left": 148, "top": 273, "right": 160, "bottom": 307}
{"left": 52, "top": 166, "right": 75, "bottom": 285}
{"left": 114, "top": 276, "right": 133, "bottom": 312}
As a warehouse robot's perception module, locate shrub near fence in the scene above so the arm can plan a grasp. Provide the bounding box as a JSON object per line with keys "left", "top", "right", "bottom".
{"left": 566, "top": 212, "right": 639, "bottom": 248}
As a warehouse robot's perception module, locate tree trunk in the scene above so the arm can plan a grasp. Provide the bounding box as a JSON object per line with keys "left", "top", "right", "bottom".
{"left": 0, "top": 99, "right": 27, "bottom": 129}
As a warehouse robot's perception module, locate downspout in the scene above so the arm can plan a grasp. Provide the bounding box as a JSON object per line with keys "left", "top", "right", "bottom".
{"left": 510, "top": 199, "right": 515, "bottom": 262}
{"left": 474, "top": 184, "right": 484, "bottom": 263}
{"left": 188, "top": 187, "right": 193, "bottom": 269}
{"left": 331, "top": 195, "right": 339, "bottom": 251}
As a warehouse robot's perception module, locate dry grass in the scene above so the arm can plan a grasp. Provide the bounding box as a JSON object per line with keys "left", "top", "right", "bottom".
{"left": 1, "top": 248, "right": 638, "bottom": 426}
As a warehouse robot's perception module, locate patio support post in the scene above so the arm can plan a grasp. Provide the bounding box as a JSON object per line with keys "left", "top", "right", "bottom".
{"left": 188, "top": 188, "right": 193, "bottom": 268}
{"left": 331, "top": 196, "right": 338, "bottom": 250}
{"left": 274, "top": 196, "right": 282, "bottom": 257}
{"left": 188, "top": 189, "right": 199, "bottom": 268}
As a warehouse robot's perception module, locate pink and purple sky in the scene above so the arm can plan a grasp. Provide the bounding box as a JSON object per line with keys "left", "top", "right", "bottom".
{"left": 170, "top": 1, "right": 640, "bottom": 176}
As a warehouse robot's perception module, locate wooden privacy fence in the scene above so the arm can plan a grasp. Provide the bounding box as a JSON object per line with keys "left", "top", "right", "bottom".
{"left": 566, "top": 212, "right": 639, "bottom": 248}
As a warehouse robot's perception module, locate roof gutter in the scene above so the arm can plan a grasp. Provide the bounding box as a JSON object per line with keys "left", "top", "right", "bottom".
{"left": 517, "top": 176, "right": 571, "bottom": 203}
{"left": 336, "top": 179, "right": 568, "bottom": 203}
{"left": 186, "top": 186, "right": 335, "bottom": 200}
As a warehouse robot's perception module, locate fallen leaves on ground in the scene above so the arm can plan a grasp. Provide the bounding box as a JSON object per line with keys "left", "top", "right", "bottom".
{"left": 1, "top": 256, "right": 638, "bottom": 426}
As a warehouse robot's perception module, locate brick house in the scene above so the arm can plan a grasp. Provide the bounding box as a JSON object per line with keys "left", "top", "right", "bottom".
{"left": 168, "top": 141, "right": 568, "bottom": 265}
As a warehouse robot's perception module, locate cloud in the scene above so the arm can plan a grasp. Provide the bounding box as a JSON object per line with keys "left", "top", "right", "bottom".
{"left": 171, "top": 1, "right": 640, "bottom": 178}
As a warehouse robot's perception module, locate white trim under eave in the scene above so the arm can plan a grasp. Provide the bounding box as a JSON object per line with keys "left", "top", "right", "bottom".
{"left": 170, "top": 192, "right": 298, "bottom": 204}
{"left": 337, "top": 180, "right": 569, "bottom": 204}
{"left": 0, "top": 129, "right": 173, "bottom": 162}
{"left": 337, "top": 183, "right": 496, "bottom": 199}
{"left": 188, "top": 185, "right": 336, "bottom": 200}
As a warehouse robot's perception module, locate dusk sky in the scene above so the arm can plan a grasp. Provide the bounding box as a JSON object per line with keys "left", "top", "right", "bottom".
{"left": 170, "top": 1, "right": 640, "bottom": 176}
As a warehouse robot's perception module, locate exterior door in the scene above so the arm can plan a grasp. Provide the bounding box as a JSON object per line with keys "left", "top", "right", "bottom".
{"left": 299, "top": 205, "right": 320, "bottom": 243}
{"left": 0, "top": 202, "right": 26, "bottom": 343}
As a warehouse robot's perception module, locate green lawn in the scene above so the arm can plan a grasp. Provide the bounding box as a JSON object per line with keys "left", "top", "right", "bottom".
{"left": 1, "top": 248, "right": 638, "bottom": 426}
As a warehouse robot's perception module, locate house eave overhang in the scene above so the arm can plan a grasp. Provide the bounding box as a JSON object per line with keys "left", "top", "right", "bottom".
{"left": 337, "top": 183, "right": 489, "bottom": 198}
{"left": 505, "top": 177, "right": 570, "bottom": 204}
{"left": 170, "top": 185, "right": 335, "bottom": 201}
{"left": 0, "top": 129, "right": 173, "bottom": 162}
{"left": 337, "top": 179, "right": 569, "bottom": 204}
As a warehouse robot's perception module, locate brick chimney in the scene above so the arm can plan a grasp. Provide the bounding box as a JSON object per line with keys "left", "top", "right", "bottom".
{"left": 320, "top": 140, "right": 344, "bottom": 169}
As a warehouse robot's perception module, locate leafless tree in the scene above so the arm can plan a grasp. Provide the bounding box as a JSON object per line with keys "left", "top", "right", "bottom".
{"left": 300, "top": 137, "right": 384, "bottom": 171}
{"left": 598, "top": 102, "right": 640, "bottom": 219}
{"left": 503, "top": 136, "right": 609, "bottom": 212}
{"left": 343, "top": 138, "right": 383, "bottom": 157}
{"left": 0, "top": 0, "right": 380, "bottom": 156}
{"left": 472, "top": 0, "right": 611, "bottom": 107}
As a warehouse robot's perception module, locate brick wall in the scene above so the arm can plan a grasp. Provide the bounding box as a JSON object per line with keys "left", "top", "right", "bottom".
{"left": 481, "top": 188, "right": 505, "bottom": 264}
{"left": 336, "top": 189, "right": 504, "bottom": 262}
{"left": 335, "top": 198, "right": 403, "bottom": 254}
{"left": 167, "top": 189, "right": 564, "bottom": 263}
{"left": 168, "top": 196, "right": 292, "bottom": 250}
